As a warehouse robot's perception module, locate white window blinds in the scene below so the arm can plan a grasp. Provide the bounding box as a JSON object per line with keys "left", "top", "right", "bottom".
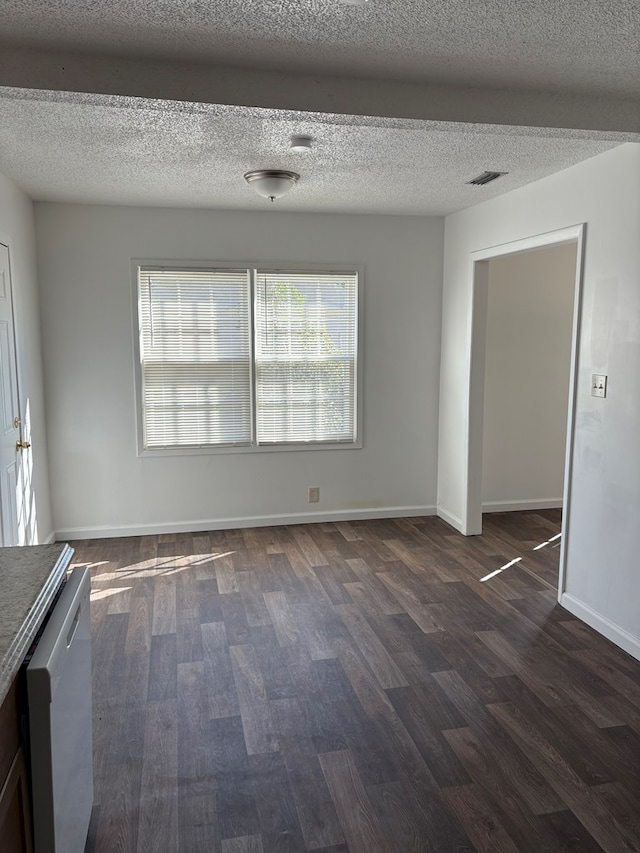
{"left": 255, "top": 271, "right": 358, "bottom": 444}
{"left": 138, "top": 268, "right": 252, "bottom": 448}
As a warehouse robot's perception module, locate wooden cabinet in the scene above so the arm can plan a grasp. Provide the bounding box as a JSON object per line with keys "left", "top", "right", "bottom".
{"left": 0, "top": 747, "right": 33, "bottom": 852}
{"left": 0, "top": 679, "right": 33, "bottom": 853}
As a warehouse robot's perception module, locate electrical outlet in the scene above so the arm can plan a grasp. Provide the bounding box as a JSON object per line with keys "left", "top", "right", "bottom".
{"left": 308, "top": 486, "right": 320, "bottom": 503}
{"left": 591, "top": 374, "right": 607, "bottom": 398}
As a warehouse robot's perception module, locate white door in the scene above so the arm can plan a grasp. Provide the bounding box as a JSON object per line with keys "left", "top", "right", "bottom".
{"left": 0, "top": 242, "right": 21, "bottom": 546}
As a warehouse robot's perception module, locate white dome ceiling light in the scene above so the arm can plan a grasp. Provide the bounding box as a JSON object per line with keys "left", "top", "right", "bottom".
{"left": 244, "top": 169, "right": 300, "bottom": 202}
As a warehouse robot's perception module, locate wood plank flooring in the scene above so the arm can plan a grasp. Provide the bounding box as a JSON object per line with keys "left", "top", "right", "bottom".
{"left": 72, "top": 510, "right": 640, "bottom": 852}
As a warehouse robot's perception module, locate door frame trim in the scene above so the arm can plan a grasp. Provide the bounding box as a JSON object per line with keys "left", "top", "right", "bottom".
{"left": 465, "top": 223, "right": 586, "bottom": 601}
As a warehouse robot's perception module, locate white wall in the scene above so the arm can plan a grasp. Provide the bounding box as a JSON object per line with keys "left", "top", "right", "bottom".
{"left": 439, "top": 142, "right": 640, "bottom": 659}
{"left": 0, "top": 172, "right": 53, "bottom": 543}
{"left": 482, "top": 244, "right": 576, "bottom": 510}
{"left": 35, "top": 204, "right": 444, "bottom": 538}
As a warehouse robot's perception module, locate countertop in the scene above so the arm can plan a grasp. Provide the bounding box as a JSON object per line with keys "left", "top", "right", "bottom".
{"left": 0, "top": 543, "right": 75, "bottom": 706}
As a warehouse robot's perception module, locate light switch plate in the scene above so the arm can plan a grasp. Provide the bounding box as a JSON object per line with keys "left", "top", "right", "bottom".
{"left": 591, "top": 374, "right": 607, "bottom": 398}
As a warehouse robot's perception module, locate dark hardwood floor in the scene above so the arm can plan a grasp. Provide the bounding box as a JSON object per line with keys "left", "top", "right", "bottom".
{"left": 72, "top": 510, "right": 640, "bottom": 852}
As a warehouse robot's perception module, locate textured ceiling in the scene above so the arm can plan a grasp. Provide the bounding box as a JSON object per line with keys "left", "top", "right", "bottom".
{"left": 0, "top": 0, "right": 634, "bottom": 214}
{"left": 1, "top": 0, "right": 639, "bottom": 98}
{"left": 0, "top": 89, "right": 622, "bottom": 215}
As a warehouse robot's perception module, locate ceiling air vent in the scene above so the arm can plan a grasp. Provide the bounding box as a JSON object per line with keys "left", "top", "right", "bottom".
{"left": 467, "top": 170, "right": 508, "bottom": 186}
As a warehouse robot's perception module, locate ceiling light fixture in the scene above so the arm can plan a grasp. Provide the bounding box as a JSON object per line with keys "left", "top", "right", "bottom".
{"left": 290, "top": 135, "right": 313, "bottom": 152}
{"left": 244, "top": 169, "right": 300, "bottom": 202}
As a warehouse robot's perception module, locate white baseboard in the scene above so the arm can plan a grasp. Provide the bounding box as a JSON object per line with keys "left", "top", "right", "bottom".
{"left": 560, "top": 592, "right": 640, "bottom": 663}
{"left": 436, "top": 506, "right": 465, "bottom": 534}
{"left": 55, "top": 505, "right": 437, "bottom": 541}
{"left": 436, "top": 500, "right": 562, "bottom": 535}
{"left": 482, "top": 498, "right": 563, "bottom": 513}
{"left": 42, "top": 531, "right": 57, "bottom": 544}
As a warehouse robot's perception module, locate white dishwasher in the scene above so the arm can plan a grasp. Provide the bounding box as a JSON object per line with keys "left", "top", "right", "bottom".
{"left": 26, "top": 566, "right": 93, "bottom": 853}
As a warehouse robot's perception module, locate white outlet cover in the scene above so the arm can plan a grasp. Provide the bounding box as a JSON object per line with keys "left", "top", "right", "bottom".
{"left": 591, "top": 374, "right": 607, "bottom": 397}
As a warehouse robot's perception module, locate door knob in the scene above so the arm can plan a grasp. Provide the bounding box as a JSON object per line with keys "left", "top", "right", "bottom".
{"left": 16, "top": 440, "right": 31, "bottom": 451}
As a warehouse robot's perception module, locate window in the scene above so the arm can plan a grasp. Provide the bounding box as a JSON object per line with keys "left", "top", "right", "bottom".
{"left": 135, "top": 265, "right": 360, "bottom": 452}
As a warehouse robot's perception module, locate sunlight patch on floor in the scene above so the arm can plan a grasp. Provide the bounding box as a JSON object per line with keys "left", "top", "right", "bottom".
{"left": 480, "top": 556, "right": 522, "bottom": 582}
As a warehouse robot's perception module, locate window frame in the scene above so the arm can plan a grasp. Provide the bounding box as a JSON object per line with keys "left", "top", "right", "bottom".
{"left": 132, "top": 260, "right": 364, "bottom": 456}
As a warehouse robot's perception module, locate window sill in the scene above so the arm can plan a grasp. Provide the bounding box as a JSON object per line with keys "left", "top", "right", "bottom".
{"left": 137, "top": 440, "right": 363, "bottom": 458}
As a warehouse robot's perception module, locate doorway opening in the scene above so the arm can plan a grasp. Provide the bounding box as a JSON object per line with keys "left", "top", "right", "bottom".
{"left": 466, "top": 225, "right": 585, "bottom": 599}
